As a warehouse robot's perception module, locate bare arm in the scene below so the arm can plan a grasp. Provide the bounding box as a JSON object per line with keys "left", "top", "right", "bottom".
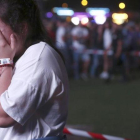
{"left": 0, "top": 67, "right": 17, "bottom": 128}
{"left": 0, "top": 32, "right": 17, "bottom": 127}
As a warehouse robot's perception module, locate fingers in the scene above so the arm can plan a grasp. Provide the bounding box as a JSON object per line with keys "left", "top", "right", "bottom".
{"left": 0, "top": 31, "right": 8, "bottom": 47}
{"left": 10, "top": 34, "right": 17, "bottom": 50}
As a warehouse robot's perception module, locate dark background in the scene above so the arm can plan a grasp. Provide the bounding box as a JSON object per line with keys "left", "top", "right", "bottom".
{"left": 36, "top": 0, "right": 140, "bottom": 12}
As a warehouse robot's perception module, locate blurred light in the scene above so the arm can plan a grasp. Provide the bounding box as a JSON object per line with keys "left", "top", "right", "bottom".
{"left": 53, "top": 7, "right": 74, "bottom": 16}
{"left": 71, "top": 17, "right": 80, "bottom": 25}
{"left": 94, "top": 15, "right": 107, "bottom": 24}
{"left": 81, "top": 0, "right": 88, "bottom": 6}
{"left": 66, "top": 17, "right": 71, "bottom": 22}
{"left": 46, "top": 12, "right": 53, "bottom": 18}
{"left": 112, "top": 13, "right": 128, "bottom": 25}
{"left": 62, "top": 3, "right": 68, "bottom": 8}
{"left": 90, "top": 10, "right": 106, "bottom": 16}
{"left": 119, "top": 2, "right": 125, "bottom": 9}
{"left": 57, "top": 10, "right": 74, "bottom": 16}
{"left": 53, "top": 7, "right": 58, "bottom": 13}
{"left": 112, "top": 13, "right": 128, "bottom": 20}
{"left": 81, "top": 17, "right": 89, "bottom": 25}
{"left": 86, "top": 8, "right": 110, "bottom": 16}
{"left": 75, "top": 15, "right": 88, "bottom": 20}
{"left": 113, "top": 19, "right": 124, "bottom": 25}
{"left": 73, "top": 12, "right": 91, "bottom": 19}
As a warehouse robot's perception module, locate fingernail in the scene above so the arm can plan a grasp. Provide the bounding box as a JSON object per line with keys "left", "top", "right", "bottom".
{"left": 11, "top": 34, "right": 14, "bottom": 38}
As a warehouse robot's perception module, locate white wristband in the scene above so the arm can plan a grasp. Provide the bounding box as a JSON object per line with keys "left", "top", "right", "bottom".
{"left": 0, "top": 58, "right": 13, "bottom": 65}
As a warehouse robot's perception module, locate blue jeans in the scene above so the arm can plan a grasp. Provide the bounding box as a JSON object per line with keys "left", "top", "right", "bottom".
{"left": 90, "top": 54, "right": 101, "bottom": 77}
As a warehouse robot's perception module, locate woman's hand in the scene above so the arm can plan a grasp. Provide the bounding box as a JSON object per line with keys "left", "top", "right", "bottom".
{"left": 0, "top": 31, "right": 17, "bottom": 60}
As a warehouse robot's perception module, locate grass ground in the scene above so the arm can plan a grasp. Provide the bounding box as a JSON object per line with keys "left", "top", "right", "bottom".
{"left": 66, "top": 77, "right": 140, "bottom": 140}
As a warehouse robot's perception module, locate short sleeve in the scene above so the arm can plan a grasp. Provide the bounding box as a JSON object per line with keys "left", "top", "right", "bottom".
{"left": 0, "top": 79, "right": 39, "bottom": 126}
{"left": 0, "top": 43, "right": 47, "bottom": 126}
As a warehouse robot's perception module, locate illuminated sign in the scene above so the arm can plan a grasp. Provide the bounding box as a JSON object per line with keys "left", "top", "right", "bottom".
{"left": 53, "top": 7, "right": 74, "bottom": 16}
{"left": 86, "top": 8, "right": 110, "bottom": 16}
{"left": 112, "top": 13, "right": 128, "bottom": 25}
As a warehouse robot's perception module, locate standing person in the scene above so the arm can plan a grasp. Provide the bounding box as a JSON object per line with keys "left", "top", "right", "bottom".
{"left": 56, "top": 20, "right": 70, "bottom": 75}
{"left": 56, "top": 20, "right": 66, "bottom": 51}
{"left": 71, "top": 23, "right": 90, "bottom": 80}
{"left": 109, "top": 23, "right": 126, "bottom": 81}
{"left": 90, "top": 25, "right": 104, "bottom": 77}
{"left": 100, "top": 21, "right": 112, "bottom": 79}
{"left": 0, "top": 0, "right": 69, "bottom": 140}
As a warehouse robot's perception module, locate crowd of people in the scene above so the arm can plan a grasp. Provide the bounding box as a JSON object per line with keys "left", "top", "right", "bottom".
{"left": 44, "top": 19, "right": 140, "bottom": 81}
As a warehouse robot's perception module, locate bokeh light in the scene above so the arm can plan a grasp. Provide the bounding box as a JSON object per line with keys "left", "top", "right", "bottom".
{"left": 66, "top": 16, "right": 71, "bottom": 22}
{"left": 62, "top": 3, "right": 68, "bottom": 8}
{"left": 112, "top": 13, "right": 128, "bottom": 25}
{"left": 46, "top": 12, "right": 53, "bottom": 18}
{"left": 94, "top": 15, "right": 107, "bottom": 25}
{"left": 119, "top": 2, "right": 126, "bottom": 9}
{"left": 71, "top": 17, "right": 80, "bottom": 25}
{"left": 81, "top": 17, "right": 89, "bottom": 25}
{"left": 81, "top": 0, "right": 88, "bottom": 6}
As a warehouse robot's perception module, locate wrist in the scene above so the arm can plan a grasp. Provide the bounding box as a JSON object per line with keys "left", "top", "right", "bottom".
{"left": 0, "top": 58, "right": 14, "bottom": 70}
{"left": 0, "top": 58, "right": 13, "bottom": 65}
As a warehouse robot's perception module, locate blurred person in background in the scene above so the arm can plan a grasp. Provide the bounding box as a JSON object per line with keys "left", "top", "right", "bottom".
{"left": 100, "top": 21, "right": 112, "bottom": 79}
{"left": 90, "top": 24, "right": 104, "bottom": 77}
{"left": 109, "top": 23, "right": 126, "bottom": 81}
{"left": 63, "top": 22, "right": 73, "bottom": 76}
{"left": 71, "top": 23, "right": 90, "bottom": 80}
{"left": 56, "top": 19, "right": 66, "bottom": 53}
{"left": 56, "top": 19, "right": 70, "bottom": 75}
{"left": 122, "top": 22, "right": 136, "bottom": 78}
{"left": 133, "top": 23, "right": 140, "bottom": 50}
{"left": 129, "top": 23, "right": 140, "bottom": 69}
{"left": 45, "top": 20, "right": 56, "bottom": 44}
{"left": 0, "top": 0, "right": 69, "bottom": 140}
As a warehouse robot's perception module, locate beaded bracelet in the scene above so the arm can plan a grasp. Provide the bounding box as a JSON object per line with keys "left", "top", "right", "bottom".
{"left": 0, "top": 64, "right": 14, "bottom": 69}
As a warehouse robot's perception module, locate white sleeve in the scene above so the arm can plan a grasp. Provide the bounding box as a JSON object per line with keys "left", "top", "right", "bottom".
{"left": 0, "top": 50, "right": 47, "bottom": 126}
{"left": 0, "top": 79, "right": 38, "bottom": 126}
{"left": 103, "top": 30, "right": 112, "bottom": 49}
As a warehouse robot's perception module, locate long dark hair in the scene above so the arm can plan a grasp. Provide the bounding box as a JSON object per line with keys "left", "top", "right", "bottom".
{"left": 0, "top": 0, "right": 64, "bottom": 61}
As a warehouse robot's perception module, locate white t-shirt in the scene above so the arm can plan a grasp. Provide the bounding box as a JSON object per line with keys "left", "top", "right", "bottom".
{"left": 71, "top": 26, "right": 88, "bottom": 38}
{"left": 0, "top": 42, "right": 69, "bottom": 140}
{"left": 56, "top": 27, "right": 66, "bottom": 48}
{"left": 71, "top": 26, "right": 88, "bottom": 51}
{"left": 103, "top": 29, "right": 112, "bottom": 49}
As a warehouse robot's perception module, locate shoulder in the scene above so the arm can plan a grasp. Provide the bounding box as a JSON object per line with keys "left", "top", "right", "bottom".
{"left": 14, "top": 41, "right": 66, "bottom": 83}
{"left": 21, "top": 41, "right": 59, "bottom": 62}
{"left": 24, "top": 42, "right": 46, "bottom": 58}
{"left": 27, "top": 42, "right": 64, "bottom": 71}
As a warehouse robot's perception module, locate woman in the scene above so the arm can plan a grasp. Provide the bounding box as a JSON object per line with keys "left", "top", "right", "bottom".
{"left": 0, "top": 0, "right": 69, "bottom": 140}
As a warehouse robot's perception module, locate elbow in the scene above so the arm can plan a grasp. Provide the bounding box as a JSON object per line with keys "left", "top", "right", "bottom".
{"left": 0, "top": 117, "right": 16, "bottom": 128}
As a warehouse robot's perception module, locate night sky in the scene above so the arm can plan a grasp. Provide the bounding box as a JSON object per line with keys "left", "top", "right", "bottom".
{"left": 37, "top": 0, "right": 140, "bottom": 12}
